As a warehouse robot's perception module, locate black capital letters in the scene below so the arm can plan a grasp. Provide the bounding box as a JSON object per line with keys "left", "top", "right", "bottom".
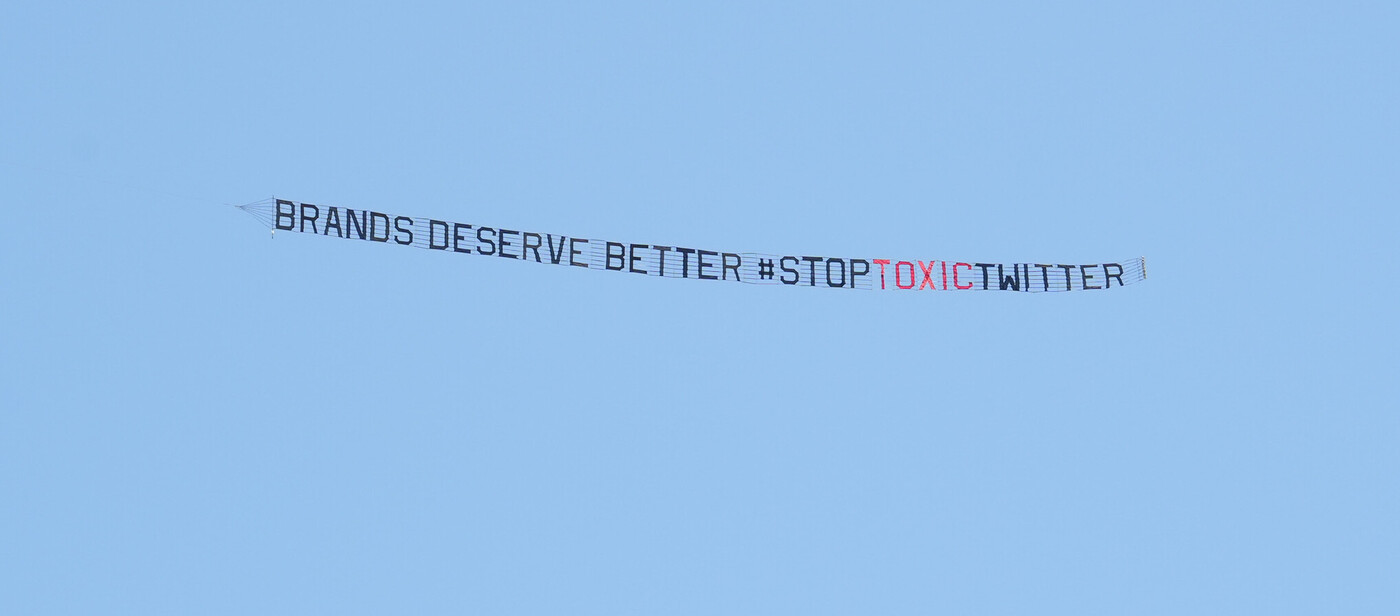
{"left": 476, "top": 227, "right": 497, "bottom": 256}
{"left": 1080, "top": 264, "right": 1101, "bottom": 290}
{"left": 1057, "top": 264, "right": 1075, "bottom": 290}
{"left": 569, "top": 238, "right": 589, "bottom": 267}
{"left": 605, "top": 242, "right": 626, "bottom": 271}
{"left": 722, "top": 253, "right": 741, "bottom": 282}
{"left": 675, "top": 247, "right": 696, "bottom": 278}
{"left": 697, "top": 250, "right": 719, "bottom": 280}
{"left": 453, "top": 223, "right": 473, "bottom": 253}
{"left": 652, "top": 246, "right": 671, "bottom": 276}
{"left": 275, "top": 199, "right": 296, "bottom": 230}
{"left": 429, "top": 220, "right": 450, "bottom": 250}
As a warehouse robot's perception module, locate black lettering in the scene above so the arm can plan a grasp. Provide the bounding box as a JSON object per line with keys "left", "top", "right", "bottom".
{"left": 1104, "top": 263, "right": 1124, "bottom": 288}
{"left": 652, "top": 246, "right": 671, "bottom": 276}
{"left": 498, "top": 229, "right": 519, "bottom": 259}
{"left": 275, "top": 199, "right": 296, "bottom": 230}
{"left": 522, "top": 232, "right": 543, "bottom": 263}
{"left": 545, "top": 234, "right": 567, "bottom": 264}
{"left": 1080, "top": 264, "right": 1101, "bottom": 290}
{"left": 997, "top": 264, "right": 1020, "bottom": 291}
{"left": 1058, "top": 264, "right": 1075, "bottom": 291}
{"left": 324, "top": 207, "right": 342, "bottom": 237}
{"left": 825, "top": 258, "right": 846, "bottom": 288}
{"left": 476, "top": 227, "right": 497, "bottom": 256}
{"left": 299, "top": 203, "right": 319, "bottom": 234}
{"left": 605, "top": 242, "right": 626, "bottom": 270}
{"left": 346, "top": 209, "right": 368, "bottom": 239}
{"left": 850, "top": 259, "right": 869, "bottom": 288}
{"left": 974, "top": 263, "right": 994, "bottom": 290}
{"left": 675, "top": 247, "right": 696, "bottom": 278}
{"left": 628, "top": 243, "right": 648, "bottom": 274}
{"left": 1035, "top": 264, "right": 1051, "bottom": 291}
{"left": 569, "top": 238, "right": 588, "bottom": 267}
{"left": 429, "top": 220, "right": 450, "bottom": 250}
{"left": 802, "top": 256, "right": 822, "bottom": 287}
{"left": 780, "top": 256, "right": 799, "bottom": 285}
{"left": 697, "top": 250, "right": 719, "bottom": 280}
{"left": 394, "top": 216, "right": 413, "bottom": 245}
{"left": 453, "top": 223, "right": 473, "bottom": 253}
{"left": 369, "top": 212, "right": 390, "bottom": 242}
{"left": 722, "top": 253, "right": 741, "bottom": 282}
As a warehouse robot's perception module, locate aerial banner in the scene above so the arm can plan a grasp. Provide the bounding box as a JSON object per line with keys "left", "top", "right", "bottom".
{"left": 238, "top": 198, "right": 1146, "bottom": 293}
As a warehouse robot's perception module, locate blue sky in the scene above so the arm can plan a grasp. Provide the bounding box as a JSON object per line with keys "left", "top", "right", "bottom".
{"left": 2, "top": 2, "right": 1397, "bottom": 614}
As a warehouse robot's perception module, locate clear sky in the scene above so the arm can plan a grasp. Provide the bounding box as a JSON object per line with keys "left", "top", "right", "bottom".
{"left": 2, "top": 1, "right": 1396, "bottom": 614}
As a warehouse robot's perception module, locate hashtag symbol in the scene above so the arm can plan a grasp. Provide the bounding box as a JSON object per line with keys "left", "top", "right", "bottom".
{"left": 758, "top": 258, "right": 775, "bottom": 280}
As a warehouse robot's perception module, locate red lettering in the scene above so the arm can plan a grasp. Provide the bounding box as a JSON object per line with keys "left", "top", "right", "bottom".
{"left": 895, "top": 261, "right": 916, "bottom": 289}
{"left": 873, "top": 259, "right": 891, "bottom": 290}
{"left": 942, "top": 261, "right": 947, "bottom": 290}
{"left": 954, "top": 262, "right": 973, "bottom": 289}
{"left": 918, "top": 260, "right": 937, "bottom": 290}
